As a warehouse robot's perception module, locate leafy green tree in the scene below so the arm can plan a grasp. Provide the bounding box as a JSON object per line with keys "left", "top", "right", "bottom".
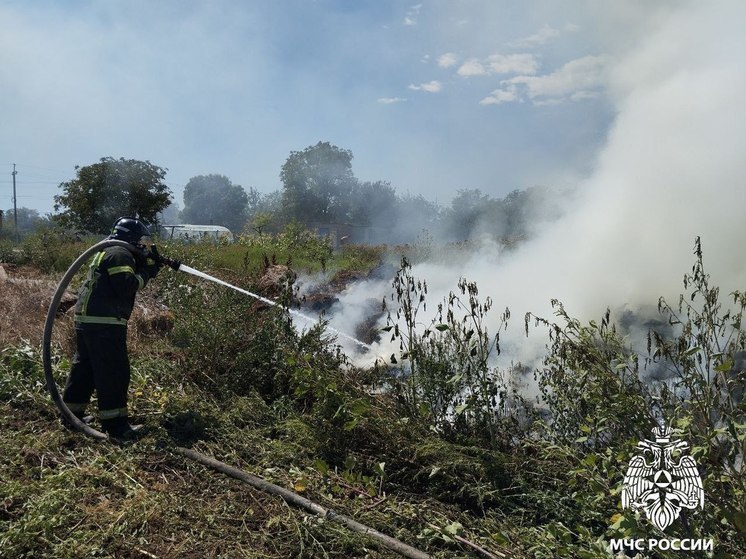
{"left": 245, "top": 187, "right": 278, "bottom": 221}
{"left": 180, "top": 174, "right": 249, "bottom": 232}
{"left": 247, "top": 211, "right": 274, "bottom": 235}
{"left": 54, "top": 157, "right": 171, "bottom": 233}
{"left": 280, "top": 142, "right": 356, "bottom": 224}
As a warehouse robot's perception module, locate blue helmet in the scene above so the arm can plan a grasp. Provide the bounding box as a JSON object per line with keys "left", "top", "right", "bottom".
{"left": 109, "top": 217, "right": 152, "bottom": 246}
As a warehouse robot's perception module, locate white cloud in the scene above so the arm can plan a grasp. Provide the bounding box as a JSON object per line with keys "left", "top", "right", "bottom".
{"left": 486, "top": 53, "right": 539, "bottom": 75}
{"left": 457, "top": 58, "right": 487, "bottom": 77}
{"left": 479, "top": 87, "right": 519, "bottom": 105}
{"left": 457, "top": 54, "right": 538, "bottom": 77}
{"left": 437, "top": 52, "right": 458, "bottom": 68}
{"left": 499, "top": 55, "right": 607, "bottom": 104}
{"left": 377, "top": 97, "right": 407, "bottom": 104}
{"left": 409, "top": 80, "right": 442, "bottom": 93}
{"left": 570, "top": 90, "right": 599, "bottom": 101}
{"left": 532, "top": 97, "right": 565, "bottom": 107}
{"left": 404, "top": 3, "right": 422, "bottom": 26}
{"left": 510, "top": 24, "right": 561, "bottom": 48}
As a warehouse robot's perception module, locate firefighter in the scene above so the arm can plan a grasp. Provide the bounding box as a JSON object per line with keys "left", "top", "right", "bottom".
{"left": 62, "top": 217, "right": 162, "bottom": 441}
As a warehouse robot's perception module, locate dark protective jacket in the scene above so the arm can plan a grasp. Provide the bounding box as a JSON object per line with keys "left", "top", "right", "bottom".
{"left": 74, "top": 245, "right": 153, "bottom": 326}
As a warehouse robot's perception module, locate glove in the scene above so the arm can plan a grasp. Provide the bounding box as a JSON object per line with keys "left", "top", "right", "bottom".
{"left": 143, "top": 247, "right": 163, "bottom": 280}
{"left": 143, "top": 257, "right": 162, "bottom": 280}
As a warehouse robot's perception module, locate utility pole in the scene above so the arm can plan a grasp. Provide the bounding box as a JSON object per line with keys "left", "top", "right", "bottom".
{"left": 12, "top": 163, "right": 19, "bottom": 241}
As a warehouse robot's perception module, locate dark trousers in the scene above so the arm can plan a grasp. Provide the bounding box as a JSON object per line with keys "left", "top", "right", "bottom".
{"left": 62, "top": 325, "right": 131, "bottom": 427}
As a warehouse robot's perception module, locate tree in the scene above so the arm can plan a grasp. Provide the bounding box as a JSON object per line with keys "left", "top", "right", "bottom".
{"left": 280, "top": 142, "right": 356, "bottom": 224}
{"left": 498, "top": 186, "right": 566, "bottom": 239}
{"left": 447, "top": 188, "right": 493, "bottom": 240}
{"left": 180, "top": 174, "right": 249, "bottom": 233}
{"left": 247, "top": 212, "right": 273, "bottom": 235}
{"left": 391, "top": 193, "right": 443, "bottom": 243}
{"left": 2, "top": 207, "right": 52, "bottom": 236}
{"left": 54, "top": 157, "right": 171, "bottom": 233}
{"left": 349, "top": 180, "right": 397, "bottom": 228}
{"left": 160, "top": 201, "right": 181, "bottom": 224}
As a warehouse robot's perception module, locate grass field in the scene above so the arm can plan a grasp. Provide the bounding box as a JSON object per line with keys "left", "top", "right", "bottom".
{"left": 1, "top": 232, "right": 744, "bottom": 558}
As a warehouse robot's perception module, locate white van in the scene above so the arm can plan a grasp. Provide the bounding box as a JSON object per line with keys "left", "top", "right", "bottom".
{"left": 159, "top": 224, "right": 234, "bottom": 243}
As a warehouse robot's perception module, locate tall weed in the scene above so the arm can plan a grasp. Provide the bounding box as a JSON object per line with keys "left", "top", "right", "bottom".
{"left": 384, "top": 257, "right": 528, "bottom": 448}
{"left": 524, "top": 238, "right": 746, "bottom": 555}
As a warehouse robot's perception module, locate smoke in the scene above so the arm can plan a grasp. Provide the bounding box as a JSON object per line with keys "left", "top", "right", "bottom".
{"left": 325, "top": 1, "right": 746, "bottom": 371}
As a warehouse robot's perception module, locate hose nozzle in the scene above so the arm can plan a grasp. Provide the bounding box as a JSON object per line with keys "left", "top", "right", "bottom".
{"left": 149, "top": 245, "right": 182, "bottom": 270}
{"left": 158, "top": 254, "right": 182, "bottom": 271}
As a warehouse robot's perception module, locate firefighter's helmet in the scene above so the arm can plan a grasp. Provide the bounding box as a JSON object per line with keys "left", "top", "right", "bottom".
{"left": 109, "top": 217, "right": 152, "bottom": 247}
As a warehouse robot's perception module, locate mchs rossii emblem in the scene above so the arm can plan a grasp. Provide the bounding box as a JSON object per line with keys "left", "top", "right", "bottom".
{"left": 621, "top": 425, "right": 704, "bottom": 531}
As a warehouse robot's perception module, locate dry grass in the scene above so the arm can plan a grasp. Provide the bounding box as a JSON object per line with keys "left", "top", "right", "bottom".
{"left": 0, "top": 263, "right": 175, "bottom": 359}
{"left": 0, "top": 266, "right": 76, "bottom": 353}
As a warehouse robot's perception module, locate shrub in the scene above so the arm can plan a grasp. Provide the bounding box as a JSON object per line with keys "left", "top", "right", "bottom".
{"left": 384, "top": 257, "right": 529, "bottom": 449}
{"left": 18, "top": 227, "right": 91, "bottom": 273}
{"left": 167, "top": 277, "right": 297, "bottom": 400}
{"left": 523, "top": 238, "right": 746, "bottom": 556}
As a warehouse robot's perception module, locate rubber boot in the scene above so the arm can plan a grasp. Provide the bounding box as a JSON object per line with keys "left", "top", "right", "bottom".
{"left": 102, "top": 417, "right": 146, "bottom": 443}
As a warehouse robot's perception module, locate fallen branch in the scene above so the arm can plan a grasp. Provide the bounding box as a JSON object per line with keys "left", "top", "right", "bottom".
{"left": 173, "top": 446, "right": 431, "bottom": 559}
{"left": 453, "top": 534, "right": 508, "bottom": 559}
{"left": 426, "top": 522, "right": 508, "bottom": 559}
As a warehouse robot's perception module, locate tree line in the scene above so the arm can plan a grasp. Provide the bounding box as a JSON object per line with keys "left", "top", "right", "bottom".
{"left": 3, "top": 142, "right": 569, "bottom": 243}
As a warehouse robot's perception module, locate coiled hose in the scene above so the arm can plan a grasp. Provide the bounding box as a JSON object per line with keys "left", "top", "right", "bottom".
{"left": 41, "top": 240, "right": 433, "bottom": 559}
{"left": 42, "top": 238, "right": 136, "bottom": 441}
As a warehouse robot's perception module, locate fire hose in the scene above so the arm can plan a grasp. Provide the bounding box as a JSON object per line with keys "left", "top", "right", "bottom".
{"left": 42, "top": 238, "right": 134, "bottom": 440}
{"left": 41, "top": 239, "right": 431, "bottom": 559}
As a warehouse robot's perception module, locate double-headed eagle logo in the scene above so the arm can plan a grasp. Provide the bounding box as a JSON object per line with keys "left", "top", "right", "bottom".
{"left": 622, "top": 425, "right": 704, "bottom": 531}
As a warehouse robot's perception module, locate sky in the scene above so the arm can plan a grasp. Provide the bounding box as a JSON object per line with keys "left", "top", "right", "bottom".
{"left": 0, "top": 0, "right": 617, "bottom": 215}
{"left": 3, "top": 0, "right": 745, "bottom": 379}
{"left": 302, "top": 0, "right": 746, "bottom": 370}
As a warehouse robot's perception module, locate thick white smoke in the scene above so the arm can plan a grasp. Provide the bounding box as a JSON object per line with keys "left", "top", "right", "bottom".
{"left": 483, "top": 0, "right": 746, "bottom": 321}
{"left": 321, "top": 2, "right": 746, "bottom": 374}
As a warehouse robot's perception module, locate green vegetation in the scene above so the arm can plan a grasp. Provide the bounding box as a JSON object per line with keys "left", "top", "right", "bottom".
{"left": 2, "top": 141, "right": 561, "bottom": 246}
{"left": 181, "top": 174, "right": 250, "bottom": 233}
{"left": 1, "top": 236, "right": 744, "bottom": 558}
{"left": 0, "top": 227, "right": 92, "bottom": 274}
{"left": 54, "top": 157, "right": 171, "bottom": 233}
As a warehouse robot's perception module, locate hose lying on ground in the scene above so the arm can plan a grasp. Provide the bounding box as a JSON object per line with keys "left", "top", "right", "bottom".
{"left": 42, "top": 239, "right": 432, "bottom": 559}
{"left": 173, "top": 446, "right": 432, "bottom": 559}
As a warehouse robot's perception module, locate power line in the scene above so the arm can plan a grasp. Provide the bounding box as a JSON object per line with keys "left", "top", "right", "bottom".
{"left": 12, "top": 164, "right": 19, "bottom": 240}
{"left": 3, "top": 162, "right": 71, "bottom": 174}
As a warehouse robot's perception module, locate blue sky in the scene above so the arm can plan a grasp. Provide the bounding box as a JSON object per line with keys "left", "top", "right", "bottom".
{"left": 1, "top": 0, "right": 615, "bottom": 214}
{"left": 4, "top": 0, "right": 746, "bottom": 354}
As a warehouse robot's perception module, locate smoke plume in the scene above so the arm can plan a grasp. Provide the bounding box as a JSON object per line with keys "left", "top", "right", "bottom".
{"left": 327, "top": 1, "right": 746, "bottom": 371}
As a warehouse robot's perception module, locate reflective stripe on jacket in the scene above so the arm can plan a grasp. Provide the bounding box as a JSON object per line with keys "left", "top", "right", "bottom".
{"left": 74, "top": 245, "right": 150, "bottom": 326}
